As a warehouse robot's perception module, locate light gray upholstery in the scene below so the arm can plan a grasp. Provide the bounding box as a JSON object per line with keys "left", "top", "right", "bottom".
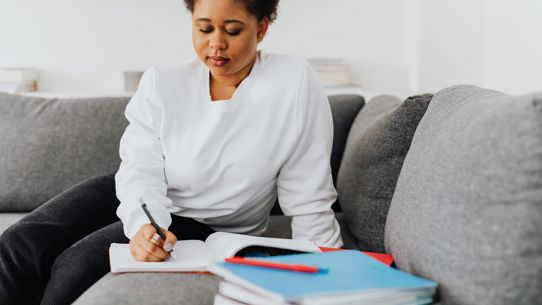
{"left": 261, "top": 214, "right": 359, "bottom": 250}
{"left": 0, "top": 92, "right": 130, "bottom": 212}
{"left": 385, "top": 85, "right": 542, "bottom": 305}
{"left": 337, "top": 94, "right": 432, "bottom": 252}
{"left": 74, "top": 273, "right": 220, "bottom": 305}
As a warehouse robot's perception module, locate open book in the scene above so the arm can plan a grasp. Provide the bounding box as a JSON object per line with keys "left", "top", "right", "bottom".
{"left": 109, "top": 232, "right": 322, "bottom": 273}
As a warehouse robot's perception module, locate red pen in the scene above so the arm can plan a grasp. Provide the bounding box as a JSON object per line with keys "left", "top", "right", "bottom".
{"left": 224, "top": 257, "right": 323, "bottom": 273}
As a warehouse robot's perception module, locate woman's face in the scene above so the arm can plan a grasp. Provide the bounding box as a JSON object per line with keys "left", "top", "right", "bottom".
{"left": 192, "top": 0, "right": 268, "bottom": 83}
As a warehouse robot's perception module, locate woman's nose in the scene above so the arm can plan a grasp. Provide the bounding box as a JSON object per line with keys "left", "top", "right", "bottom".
{"left": 209, "top": 32, "right": 227, "bottom": 51}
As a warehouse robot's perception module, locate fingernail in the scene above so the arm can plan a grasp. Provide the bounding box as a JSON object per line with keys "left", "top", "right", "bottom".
{"left": 164, "top": 243, "right": 173, "bottom": 252}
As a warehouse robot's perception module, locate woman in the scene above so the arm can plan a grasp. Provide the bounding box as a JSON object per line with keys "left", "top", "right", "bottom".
{"left": 0, "top": 0, "right": 342, "bottom": 304}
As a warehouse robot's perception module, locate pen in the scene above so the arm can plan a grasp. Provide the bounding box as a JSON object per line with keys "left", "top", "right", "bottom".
{"left": 224, "top": 257, "right": 323, "bottom": 273}
{"left": 140, "top": 199, "right": 166, "bottom": 241}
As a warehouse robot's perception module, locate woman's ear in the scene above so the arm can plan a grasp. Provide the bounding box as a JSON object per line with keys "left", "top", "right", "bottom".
{"left": 257, "top": 17, "right": 270, "bottom": 42}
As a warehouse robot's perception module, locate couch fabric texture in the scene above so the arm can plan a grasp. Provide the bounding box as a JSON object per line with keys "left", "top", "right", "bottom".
{"left": 75, "top": 273, "right": 220, "bottom": 305}
{"left": 385, "top": 85, "right": 542, "bottom": 305}
{"left": 337, "top": 93, "right": 432, "bottom": 252}
{"left": 0, "top": 93, "right": 130, "bottom": 212}
{"left": 1, "top": 85, "right": 541, "bottom": 305}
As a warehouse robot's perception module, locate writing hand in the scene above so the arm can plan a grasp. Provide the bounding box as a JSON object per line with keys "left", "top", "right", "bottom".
{"left": 129, "top": 224, "right": 177, "bottom": 262}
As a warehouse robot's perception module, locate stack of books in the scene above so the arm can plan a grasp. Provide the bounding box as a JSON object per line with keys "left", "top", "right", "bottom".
{"left": 306, "top": 58, "right": 352, "bottom": 87}
{"left": 209, "top": 250, "right": 437, "bottom": 305}
{"left": 0, "top": 68, "right": 39, "bottom": 93}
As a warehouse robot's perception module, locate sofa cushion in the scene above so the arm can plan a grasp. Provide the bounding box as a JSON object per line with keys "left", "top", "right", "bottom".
{"left": 328, "top": 95, "right": 366, "bottom": 187}
{"left": 337, "top": 94, "right": 432, "bottom": 252}
{"left": 262, "top": 213, "right": 360, "bottom": 250}
{"left": 74, "top": 273, "right": 219, "bottom": 305}
{"left": 270, "top": 94, "right": 364, "bottom": 214}
{"left": 0, "top": 92, "right": 130, "bottom": 212}
{"left": 385, "top": 85, "right": 542, "bottom": 305}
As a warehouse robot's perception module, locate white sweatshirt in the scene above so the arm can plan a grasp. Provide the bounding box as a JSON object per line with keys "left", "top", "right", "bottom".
{"left": 115, "top": 51, "right": 343, "bottom": 247}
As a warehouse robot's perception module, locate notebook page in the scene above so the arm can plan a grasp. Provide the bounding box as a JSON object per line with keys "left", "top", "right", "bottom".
{"left": 109, "top": 240, "right": 218, "bottom": 272}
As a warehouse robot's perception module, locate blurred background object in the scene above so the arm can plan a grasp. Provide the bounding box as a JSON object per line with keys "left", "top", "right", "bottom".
{"left": 0, "top": 68, "right": 38, "bottom": 93}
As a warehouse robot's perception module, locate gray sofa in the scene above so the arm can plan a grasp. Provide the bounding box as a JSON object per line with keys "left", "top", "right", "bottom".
{"left": 0, "top": 85, "right": 540, "bottom": 305}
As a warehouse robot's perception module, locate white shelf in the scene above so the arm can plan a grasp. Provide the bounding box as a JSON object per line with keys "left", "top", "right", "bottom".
{"left": 19, "top": 87, "right": 412, "bottom": 102}
{"left": 325, "top": 85, "right": 411, "bottom": 102}
{"left": 19, "top": 92, "right": 132, "bottom": 98}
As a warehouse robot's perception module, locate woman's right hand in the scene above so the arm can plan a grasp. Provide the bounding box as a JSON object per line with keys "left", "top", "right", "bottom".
{"left": 129, "top": 224, "right": 178, "bottom": 262}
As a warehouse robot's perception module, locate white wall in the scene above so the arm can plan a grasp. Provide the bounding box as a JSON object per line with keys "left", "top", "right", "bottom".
{"left": 263, "top": 0, "right": 411, "bottom": 93}
{"left": 0, "top": 0, "right": 191, "bottom": 94}
{"left": 412, "top": 0, "right": 541, "bottom": 95}
{"left": 1, "top": 0, "right": 540, "bottom": 95}
{"left": 0, "top": 0, "right": 410, "bottom": 94}
{"left": 485, "top": 0, "right": 542, "bottom": 94}
{"left": 416, "top": 0, "right": 486, "bottom": 93}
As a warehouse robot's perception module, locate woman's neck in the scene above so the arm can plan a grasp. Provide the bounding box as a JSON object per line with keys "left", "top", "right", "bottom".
{"left": 210, "top": 54, "right": 257, "bottom": 88}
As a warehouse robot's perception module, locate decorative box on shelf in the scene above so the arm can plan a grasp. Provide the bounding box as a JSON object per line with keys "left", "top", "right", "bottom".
{"left": 0, "top": 67, "right": 39, "bottom": 93}
{"left": 307, "top": 58, "right": 352, "bottom": 88}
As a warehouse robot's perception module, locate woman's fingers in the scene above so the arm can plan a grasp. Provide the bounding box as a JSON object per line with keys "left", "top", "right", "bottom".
{"left": 133, "top": 243, "right": 165, "bottom": 262}
{"left": 140, "top": 236, "right": 170, "bottom": 260}
{"left": 129, "top": 224, "right": 171, "bottom": 261}
{"left": 162, "top": 230, "right": 178, "bottom": 252}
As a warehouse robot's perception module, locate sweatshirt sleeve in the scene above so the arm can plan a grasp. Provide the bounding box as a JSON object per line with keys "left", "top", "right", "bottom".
{"left": 276, "top": 62, "right": 343, "bottom": 248}
{"left": 114, "top": 67, "right": 173, "bottom": 239}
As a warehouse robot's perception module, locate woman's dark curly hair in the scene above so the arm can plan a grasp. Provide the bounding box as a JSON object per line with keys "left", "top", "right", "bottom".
{"left": 183, "top": 0, "right": 280, "bottom": 23}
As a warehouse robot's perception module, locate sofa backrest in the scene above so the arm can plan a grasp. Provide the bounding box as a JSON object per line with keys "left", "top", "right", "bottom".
{"left": 0, "top": 92, "right": 364, "bottom": 213}
{"left": 0, "top": 92, "right": 130, "bottom": 212}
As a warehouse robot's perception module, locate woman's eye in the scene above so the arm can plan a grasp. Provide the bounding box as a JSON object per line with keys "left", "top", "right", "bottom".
{"left": 226, "top": 30, "right": 241, "bottom": 36}
{"left": 198, "top": 28, "right": 241, "bottom": 36}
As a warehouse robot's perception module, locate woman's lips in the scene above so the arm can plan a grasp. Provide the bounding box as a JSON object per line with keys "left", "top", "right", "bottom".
{"left": 208, "top": 56, "right": 230, "bottom": 67}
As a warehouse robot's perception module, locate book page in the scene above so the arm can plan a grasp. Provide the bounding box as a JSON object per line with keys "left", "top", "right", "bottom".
{"left": 109, "top": 240, "right": 218, "bottom": 273}
{"left": 170, "top": 239, "right": 219, "bottom": 265}
{"left": 204, "top": 232, "right": 322, "bottom": 259}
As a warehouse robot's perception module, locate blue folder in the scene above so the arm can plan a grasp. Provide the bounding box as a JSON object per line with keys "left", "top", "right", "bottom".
{"left": 209, "top": 250, "right": 437, "bottom": 304}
